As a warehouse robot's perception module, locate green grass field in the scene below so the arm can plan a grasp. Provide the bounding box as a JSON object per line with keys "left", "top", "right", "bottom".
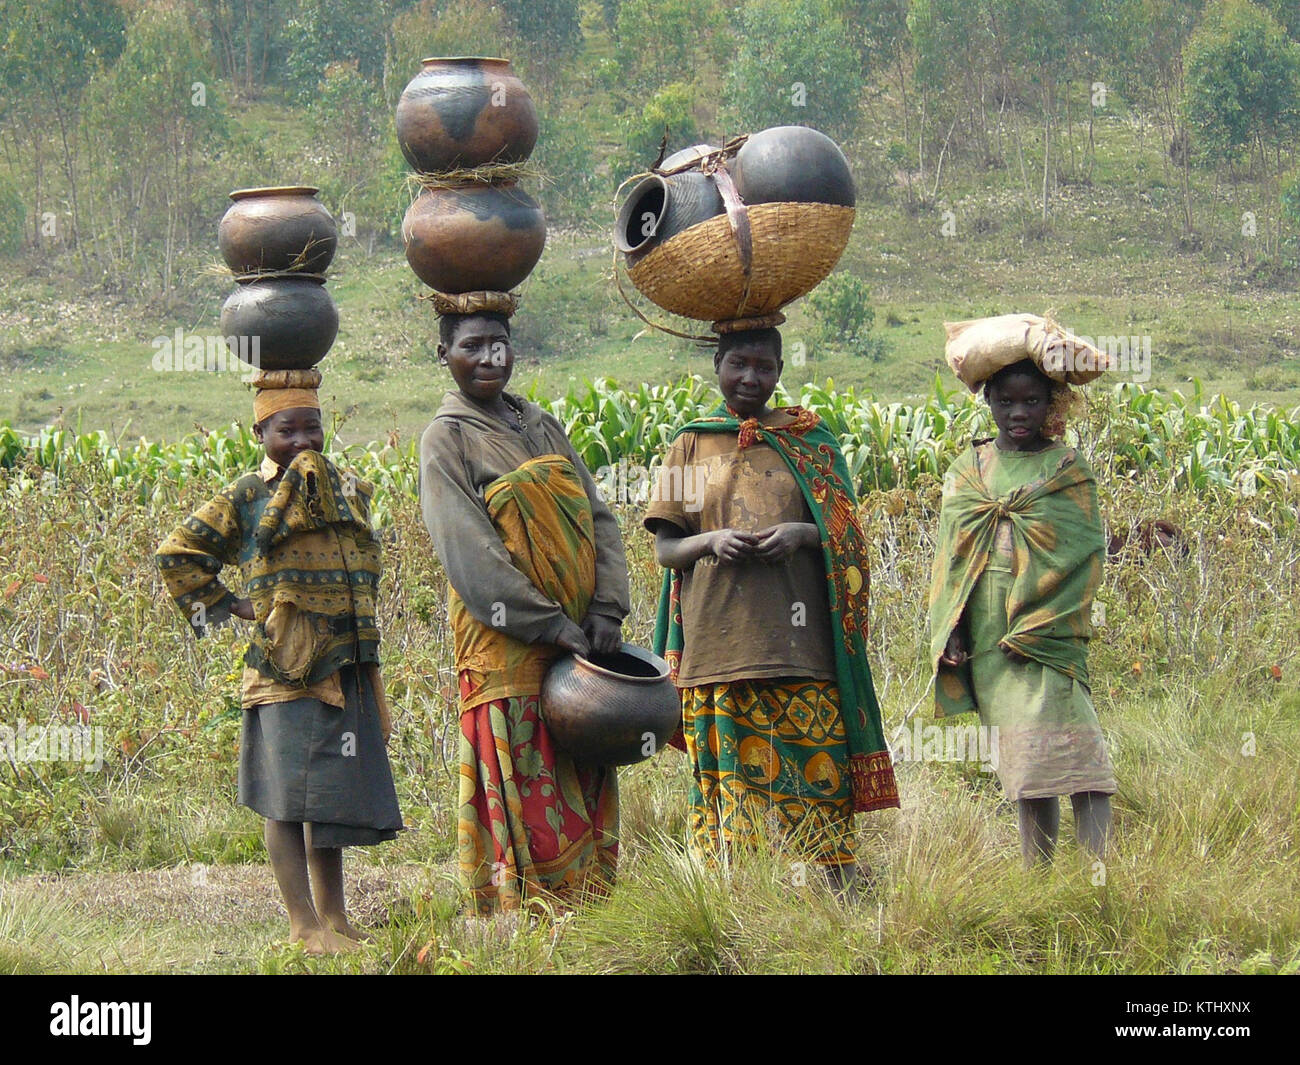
{"left": 2, "top": 432, "right": 1298, "bottom": 973}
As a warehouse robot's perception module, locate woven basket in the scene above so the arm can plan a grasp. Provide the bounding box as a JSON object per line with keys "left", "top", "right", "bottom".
{"left": 627, "top": 202, "right": 855, "bottom": 322}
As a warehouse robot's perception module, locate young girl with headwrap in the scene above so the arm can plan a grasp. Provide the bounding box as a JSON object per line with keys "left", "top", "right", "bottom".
{"left": 156, "top": 370, "right": 402, "bottom": 952}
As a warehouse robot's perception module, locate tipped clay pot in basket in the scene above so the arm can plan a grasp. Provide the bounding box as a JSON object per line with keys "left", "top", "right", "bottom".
{"left": 402, "top": 183, "right": 546, "bottom": 293}
{"left": 541, "top": 644, "right": 680, "bottom": 767}
{"left": 218, "top": 186, "right": 337, "bottom": 276}
{"left": 218, "top": 278, "right": 339, "bottom": 370}
{"left": 396, "top": 57, "right": 539, "bottom": 173}
{"left": 615, "top": 144, "right": 724, "bottom": 265}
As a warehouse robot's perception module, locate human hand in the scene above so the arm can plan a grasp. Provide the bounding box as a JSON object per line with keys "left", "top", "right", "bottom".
{"left": 232, "top": 598, "right": 255, "bottom": 621}
{"left": 582, "top": 612, "right": 622, "bottom": 655}
{"left": 555, "top": 618, "right": 592, "bottom": 657}
{"left": 940, "top": 628, "right": 969, "bottom": 667}
{"left": 710, "top": 528, "right": 758, "bottom": 563}
{"left": 751, "top": 523, "right": 818, "bottom": 562}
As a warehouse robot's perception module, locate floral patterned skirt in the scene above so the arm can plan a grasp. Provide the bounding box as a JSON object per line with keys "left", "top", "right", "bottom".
{"left": 457, "top": 674, "right": 618, "bottom": 915}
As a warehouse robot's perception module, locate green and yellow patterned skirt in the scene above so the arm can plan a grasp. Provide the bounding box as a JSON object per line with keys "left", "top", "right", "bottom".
{"left": 681, "top": 678, "right": 856, "bottom": 867}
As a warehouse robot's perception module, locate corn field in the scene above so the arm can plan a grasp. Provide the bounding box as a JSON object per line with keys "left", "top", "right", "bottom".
{"left": 3, "top": 377, "right": 1298, "bottom": 524}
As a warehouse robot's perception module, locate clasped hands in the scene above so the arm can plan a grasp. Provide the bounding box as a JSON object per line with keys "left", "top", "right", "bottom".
{"left": 710, "top": 522, "right": 820, "bottom": 564}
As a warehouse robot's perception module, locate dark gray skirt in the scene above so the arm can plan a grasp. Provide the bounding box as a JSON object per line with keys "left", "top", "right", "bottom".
{"left": 239, "top": 664, "right": 403, "bottom": 848}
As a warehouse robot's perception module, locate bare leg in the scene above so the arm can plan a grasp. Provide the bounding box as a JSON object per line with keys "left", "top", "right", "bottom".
{"left": 1070, "top": 791, "right": 1112, "bottom": 859}
{"left": 1017, "top": 797, "right": 1060, "bottom": 866}
{"left": 821, "top": 863, "right": 860, "bottom": 899}
{"left": 303, "top": 824, "right": 371, "bottom": 942}
{"left": 264, "top": 819, "right": 359, "bottom": 954}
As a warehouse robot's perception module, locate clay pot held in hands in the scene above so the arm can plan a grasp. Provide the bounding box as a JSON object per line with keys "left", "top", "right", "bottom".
{"left": 402, "top": 183, "right": 546, "bottom": 293}
{"left": 541, "top": 644, "right": 680, "bottom": 767}
{"left": 218, "top": 278, "right": 339, "bottom": 370}
{"left": 395, "top": 57, "right": 539, "bottom": 173}
{"left": 218, "top": 186, "right": 338, "bottom": 276}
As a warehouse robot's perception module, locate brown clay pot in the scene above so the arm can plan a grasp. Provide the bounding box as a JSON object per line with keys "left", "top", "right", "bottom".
{"left": 218, "top": 186, "right": 337, "bottom": 276}
{"left": 402, "top": 183, "right": 546, "bottom": 292}
{"left": 395, "top": 57, "right": 539, "bottom": 173}
{"left": 218, "top": 278, "right": 339, "bottom": 370}
{"left": 731, "top": 126, "right": 856, "bottom": 208}
{"left": 541, "top": 644, "right": 680, "bottom": 767}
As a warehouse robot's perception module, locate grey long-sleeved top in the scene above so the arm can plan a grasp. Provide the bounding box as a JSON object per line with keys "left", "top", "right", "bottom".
{"left": 419, "top": 389, "right": 630, "bottom": 646}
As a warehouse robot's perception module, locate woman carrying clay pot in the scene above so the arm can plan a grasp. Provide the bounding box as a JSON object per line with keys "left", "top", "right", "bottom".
{"left": 419, "top": 311, "right": 631, "bottom": 915}
{"left": 645, "top": 325, "right": 899, "bottom": 894}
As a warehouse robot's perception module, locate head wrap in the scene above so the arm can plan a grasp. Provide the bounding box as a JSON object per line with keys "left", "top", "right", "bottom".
{"left": 251, "top": 368, "right": 322, "bottom": 424}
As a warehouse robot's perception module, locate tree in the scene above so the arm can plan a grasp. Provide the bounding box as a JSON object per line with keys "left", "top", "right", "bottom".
{"left": 79, "top": 7, "right": 227, "bottom": 295}
{"left": 614, "top": 0, "right": 729, "bottom": 96}
{"left": 1184, "top": 0, "right": 1300, "bottom": 253}
{"left": 196, "top": 0, "right": 293, "bottom": 98}
{"left": 1184, "top": 0, "right": 1300, "bottom": 164}
{"left": 0, "top": 0, "right": 125, "bottom": 253}
{"left": 282, "top": 0, "right": 396, "bottom": 98}
{"left": 726, "top": 0, "right": 865, "bottom": 144}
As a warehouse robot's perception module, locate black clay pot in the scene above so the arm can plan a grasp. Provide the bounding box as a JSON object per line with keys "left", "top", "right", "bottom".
{"left": 615, "top": 144, "right": 723, "bottom": 263}
{"left": 402, "top": 183, "right": 546, "bottom": 292}
{"left": 541, "top": 644, "right": 680, "bottom": 767}
{"left": 731, "top": 126, "right": 856, "bottom": 207}
{"left": 395, "top": 57, "right": 539, "bottom": 172}
{"left": 218, "top": 278, "right": 339, "bottom": 370}
{"left": 218, "top": 186, "right": 337, "bottom": 276}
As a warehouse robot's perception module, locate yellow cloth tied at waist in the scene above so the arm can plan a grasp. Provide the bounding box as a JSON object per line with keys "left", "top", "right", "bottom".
{"left": 450, "top": 454, "right": 597, "bottom": 712}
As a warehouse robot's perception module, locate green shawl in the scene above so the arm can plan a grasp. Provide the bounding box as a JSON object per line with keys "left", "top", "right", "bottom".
{"left": 652, "top": 405, "right": 900, "bottom": 813}
{"left": 928, "top": 441, "right": 1104, "bottom": 717}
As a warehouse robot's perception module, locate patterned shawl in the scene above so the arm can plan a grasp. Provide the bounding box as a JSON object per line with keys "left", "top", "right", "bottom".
{"left": 653, "top": 405, "right": 899, "bottom": 813}
{"left": 157, "top": 449, "right": 382, "bottom": 685}
{"left": 929, "top": 442, "right": 1104, "bottom": 717}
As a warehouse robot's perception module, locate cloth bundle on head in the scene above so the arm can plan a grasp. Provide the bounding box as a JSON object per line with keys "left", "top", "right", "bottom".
{"left": 944, "top": 313, "right": 1113, "bottom": 392}
{"left": 252, "top": 368, "right": 322, "bottom": 423}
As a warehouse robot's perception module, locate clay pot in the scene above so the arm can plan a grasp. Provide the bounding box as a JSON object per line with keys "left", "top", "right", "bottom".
{"left": 616, "top": 145, "right": 724, "bottom": 265}
{"left": 402, "top": 183, "right": 546, "bottom": 293}
{"left": 731, "top": 126, "right": 856, "bottom": 207}
{"left": 395, "top": 57, "right": 539, "bottom": 173}
{"left": 218, "top": 278, "right": 339, "bottom": 370}
{"left": 541, "top": 644, "right": 680, "bottom": 767}
{"left": 218, "top": 186, "right": 337, "bottom": 276}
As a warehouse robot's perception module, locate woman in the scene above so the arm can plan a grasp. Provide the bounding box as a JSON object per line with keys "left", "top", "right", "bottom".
{"left": 930, "top": 357, "right": 1115, "bottom": 864}
{"left": 419, "top": 311, "right": 630, "bottom": 914}
{"left": 645, "top": 327, "right": 899, "bottom": 891}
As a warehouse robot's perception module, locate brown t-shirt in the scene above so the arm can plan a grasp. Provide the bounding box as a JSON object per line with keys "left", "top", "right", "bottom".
{"left": 643, "top": 417, "right": 836, "bottom": 686}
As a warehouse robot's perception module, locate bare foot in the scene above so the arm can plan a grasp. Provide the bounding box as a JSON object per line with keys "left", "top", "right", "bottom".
{"left": 294, "top": 926, "right": 363, "bottom": 955}
{"left": 322, "top": 916, "right": 373, "bottom": 943}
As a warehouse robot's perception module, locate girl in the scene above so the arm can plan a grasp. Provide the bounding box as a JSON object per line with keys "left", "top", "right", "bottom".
{"left": 930, "top": 357, "right": 1116, "bottom": 864}
{"left": 419, "top": 311, "right": 630, "bottom": 914}
{"left": 645, "top": 326, "right": 899, "bottom": 892}
{"left": 156, "top": 374, "right": 402, "bottom": 953}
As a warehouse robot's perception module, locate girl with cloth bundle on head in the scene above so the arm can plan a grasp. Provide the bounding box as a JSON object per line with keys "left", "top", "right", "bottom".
{"left": 156, "top": 371, "right": 403, "bottom": 953}
{"left": 419, "top": 310, "right": 631, "bottom": 915}
{"left": 644, "top": 325, "right": 899, "bottom": 893}
{"left": 929, "top": 320, "right": 1117, "bottom": 866}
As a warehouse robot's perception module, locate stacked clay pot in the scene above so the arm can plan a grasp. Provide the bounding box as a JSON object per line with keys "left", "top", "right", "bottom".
{"left": 217, "top": 186, "right": 339, "bottom": 370}
{"left": 615, "top": 126, "right": 857, "bottom": 324}
{"left": 396, "top": 57, "right": 546, "bottom": 297}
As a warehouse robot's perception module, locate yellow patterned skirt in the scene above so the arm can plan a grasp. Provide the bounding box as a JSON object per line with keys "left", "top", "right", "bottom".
{"left": 681, "top": 678, "right": 856, "bottom": 866}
